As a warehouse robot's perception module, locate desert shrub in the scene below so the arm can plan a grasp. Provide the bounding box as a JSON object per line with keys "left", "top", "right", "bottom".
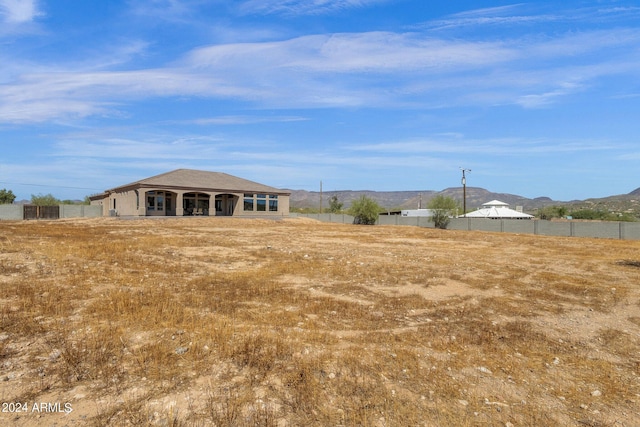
{"left": 328, "top": 195, "right": 344, "bottom": 213}
{"left": 348, "top": 195, "right": 382, "bottom": 225}
{"left": 427, "top": 195, "right": 459, "bottom": 229}
{"left": 537, "top": 205, "right": 567, "bottom": 220}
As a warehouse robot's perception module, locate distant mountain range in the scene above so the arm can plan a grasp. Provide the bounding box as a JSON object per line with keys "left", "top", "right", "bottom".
{"left": 288, "top": 187, "right": 640, "bottom": 216}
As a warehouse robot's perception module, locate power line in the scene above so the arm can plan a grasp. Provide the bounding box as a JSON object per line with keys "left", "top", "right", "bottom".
{"left": 0, "top": 181, "right": 103, "bottom": 191}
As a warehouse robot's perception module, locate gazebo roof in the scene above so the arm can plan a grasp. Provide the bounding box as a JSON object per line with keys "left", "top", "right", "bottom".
{"left": 464, "top": 200, "right": 533, "bottom": 219}
{"left": 482, "top": 200, "right": 510, "bottom": 207}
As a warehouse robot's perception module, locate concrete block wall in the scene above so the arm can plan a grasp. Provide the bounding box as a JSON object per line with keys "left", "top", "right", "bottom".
{"left": 0, "top": 204, "right": 103, "bottom": 220}
{"left": 378, "top": 216, "right": 436, "bottom": 227}
{"left": 293, "top": 213, "right": 356, "bottom": 223}
{"left": 535, "top": 221, "right": 571, "bottom": 237}
{"left": 0, "top": 205, "right": 23, "bottom": 220}
{"left": 378, "top": 215, "right": 401, "bottom": 225}
{"left": 503, "top": 220, "right": 536, "bottom": 234}
{"left": 59, "top": 205, "right": 102, "bottom": 218}
{"left": 572, "top": 222, "right": 618, "bottom": 239}
{"left": 620, "top": 222, "right": 640, "bottom": 240}
{"left": 291, "top": 213, "right": 640, "bottom": 240}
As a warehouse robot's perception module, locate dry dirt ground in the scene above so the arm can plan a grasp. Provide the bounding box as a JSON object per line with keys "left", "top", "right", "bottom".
{"left": 0, "top": 217, "right": 639, "bottom": 426}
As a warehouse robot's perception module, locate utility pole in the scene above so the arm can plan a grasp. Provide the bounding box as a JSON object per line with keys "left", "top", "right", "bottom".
{"left": 319, "top": 180, "right": 323, "bottom": 214}
{"left": 460, "top": 168, "right": 471, "bottom": 217}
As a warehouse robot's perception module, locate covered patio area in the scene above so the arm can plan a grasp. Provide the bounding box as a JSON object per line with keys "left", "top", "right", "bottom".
{"left": 144, "top": 191, "right": 238, "bottom": 216}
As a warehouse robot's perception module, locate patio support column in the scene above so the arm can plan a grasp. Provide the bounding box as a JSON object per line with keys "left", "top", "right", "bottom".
{"left": 176, "top": 192, "right": 184, "bottom": 216}
{"left": 140, "top": 190, "right": 148, "bottom": 216}
{"left": 206, "top": 192, "right": 215, "bottom": 216}
{"left": 211, "top": 192, "right": 218, "bottom": 216}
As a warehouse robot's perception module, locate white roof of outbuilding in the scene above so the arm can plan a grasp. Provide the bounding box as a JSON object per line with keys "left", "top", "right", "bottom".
{"left": 483, "top": 200, "right": 509, "bottom": 207}
{"left": 462, "top": 200, "right": 533, "bottom": 219}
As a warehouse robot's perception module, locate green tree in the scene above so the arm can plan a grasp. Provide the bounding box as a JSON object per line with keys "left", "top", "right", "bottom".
{"left": 537, "top": 207, "right": 553, "bottom": 220}
{"left": 556, "top": 206, "right": 567, "bottom": 218}
{"left": 538, "top": 205, "right": 567, "bottom": 220}
{"left": 328, "top": 195, "right": 343, "bottom": 213}
{"left": 348, "top": 195, "right": 382, "bottom": 225}
{"left": 30, "top": 193, "right": 61, "bottom": 206}
{"left": 0, "top": 188, "right": 16, "bottom": 204}
{"left": 570, "top": 208, "right": 606, "bottom": 220}
{"left": 427, "top": 195, "right": 460, "bottom": 229}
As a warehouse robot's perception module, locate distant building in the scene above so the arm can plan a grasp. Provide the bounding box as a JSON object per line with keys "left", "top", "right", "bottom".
{"left": 90, "top": 169, "right": 290, "bottom": 217}
{"left": 401, "top": 209, "right": 436, "bottom": 217}
{"left": 461, "top": 200, "right": 533, "bottom": 219}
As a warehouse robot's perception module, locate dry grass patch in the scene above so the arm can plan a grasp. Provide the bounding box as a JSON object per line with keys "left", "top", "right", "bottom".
{"left": 0, "top": 217, "right": 639, "bottom": 426}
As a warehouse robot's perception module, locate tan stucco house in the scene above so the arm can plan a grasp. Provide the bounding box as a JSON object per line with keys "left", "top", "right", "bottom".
{"left": 90, "top": 169, "right": 290, "bottom": 217}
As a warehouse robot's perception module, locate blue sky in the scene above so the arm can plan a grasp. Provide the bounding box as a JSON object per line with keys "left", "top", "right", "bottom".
{"left": 1, "top": 0, "right": 639, "bottom": 201}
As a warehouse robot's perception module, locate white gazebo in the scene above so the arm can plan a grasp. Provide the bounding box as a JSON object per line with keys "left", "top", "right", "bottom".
{"left": 462, "top": 200, "right": 533, "bottom": 219}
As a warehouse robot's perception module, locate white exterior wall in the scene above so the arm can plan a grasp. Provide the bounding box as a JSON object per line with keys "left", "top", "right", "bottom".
{"left": 401, "top": 209, "right": 435, "bottom": 217}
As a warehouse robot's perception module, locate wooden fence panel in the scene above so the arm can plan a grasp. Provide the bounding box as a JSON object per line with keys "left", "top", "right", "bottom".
{"left": 23, "top": 205, "right": 60, "bottom": 220}
{"left": 39, "top": 206, "right": 60, "bottom": 219}
{"left": 23, "top": 205, "right": 38, "bottom": 220}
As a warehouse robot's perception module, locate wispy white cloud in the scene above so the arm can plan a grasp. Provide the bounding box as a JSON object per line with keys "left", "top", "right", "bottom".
{"left": 187, "top": 115, "right": 308, "bottom": 125}
{"left": 0, "top": 68, "right": 267, "bottom": 123}
{"left": 452, "top": 4, "right": 527, "bottom": 18}
{"left": 0, "top": 0, "right": 40, "bottom": 23}
{"left": 516, "top": 81, "right": 583, "bottom": 108}
{"left": 3, "top": 18, "right": 640, "bottom": 123}
{"left": 57, "top": 136, "right": 228, "bottom": 156}
{"left": 423, "top": 3, "right": 640, "bottom": 35}
{"left": 422, "top": 3, "right": 557, "bottom": 31}
{"left": 184, "top": 32, "right": 516, "bottom": 74}
{"left": 127, "top": 0, "right": 205, "bottom": 23}
{"left": 347, "top": 136, "right": 617, "bottom": 156}
{"left": 237, "top": 0, "right": 389, "bottom": 16}
{"left": 87, "top": 40, "right": 152, "bottom": 70}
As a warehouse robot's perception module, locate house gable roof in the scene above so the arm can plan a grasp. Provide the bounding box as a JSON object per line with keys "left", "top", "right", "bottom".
{"left": 109, "top": 169, "right": 290, "bottom": 194}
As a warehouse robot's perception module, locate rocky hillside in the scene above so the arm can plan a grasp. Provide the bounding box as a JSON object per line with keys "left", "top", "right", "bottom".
{"left": 288, "top": 187, "right": 640, "bottom": 217}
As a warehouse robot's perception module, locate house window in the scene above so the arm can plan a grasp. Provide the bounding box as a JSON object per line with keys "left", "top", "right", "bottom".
{"left": 256, "top": 194, "right": 266, "bottom": 212}
{"left": 147, "top": 191, "right": 168, "bottom": 212}
{"left": 269, "top": 195, "right": 278, "bottom": 212}
{"left": 147, "top": 191, "right": 156, "bottom": 211}
{"left": 244, "top": 193, "right": 254, "bottom": 211}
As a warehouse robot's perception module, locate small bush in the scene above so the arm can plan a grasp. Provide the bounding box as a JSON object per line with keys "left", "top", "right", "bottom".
{"left": 348, "top": 195, "right": 382, "bottom": 225}
{"left": 427, "top": 195, "right": 459, "bottom": 229}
